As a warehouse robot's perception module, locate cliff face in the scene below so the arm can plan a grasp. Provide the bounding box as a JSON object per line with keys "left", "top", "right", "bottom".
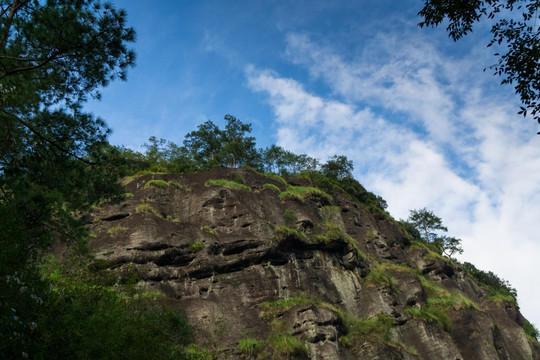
{"left": 85, "top": 168, "right": 540, "bottom": 359}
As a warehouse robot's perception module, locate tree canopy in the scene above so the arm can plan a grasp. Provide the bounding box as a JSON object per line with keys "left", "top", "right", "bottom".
{"left": 183, "top": 115, "right": 259, "bottom": 169}
{"left": 1, "top": 1, "right": 137, "bottom": 357}
{"left": 321, "top": 155, "right": 354, "bottom": 180}
{"left": 418, "top": 0, "right": 540, "bottom": 131}
{"left": 1, "top": 0, "right": 136, "bottom": 268}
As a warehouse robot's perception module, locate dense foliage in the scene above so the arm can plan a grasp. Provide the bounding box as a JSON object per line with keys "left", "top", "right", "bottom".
{"left": 4, "top": 255, "right": 194, "bottom": 360}
{"left": 109, "top": 115, "right": 327, "bottom": 177}
{"left": 0, "top": 2, "right": 199, "bottom": 358}
{"left": 461, "top": 261, "right": 517, "bottom": 300}
{"left": 1, "top": 0, "right": 135, "bottom": 271}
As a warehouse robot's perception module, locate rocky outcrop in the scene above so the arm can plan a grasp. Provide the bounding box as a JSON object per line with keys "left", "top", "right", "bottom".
{"left": 84, "top": 168, "right": 540, "bottom": 359}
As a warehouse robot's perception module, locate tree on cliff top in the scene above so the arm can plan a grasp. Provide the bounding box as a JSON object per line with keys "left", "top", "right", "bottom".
{"left": 184, "top": 119, "right": 223, "bottom": 166}
{"left": 183, "top": 115, "right": 258, "bottom": 169}
{"left": 418, "top": 0, "right": 540, "bottom": 131}
{"left": 322, "top": 155, "right": 354, "bottom": 181}
{"left": 222, "top": 114, "right": 258, "bottom": 168}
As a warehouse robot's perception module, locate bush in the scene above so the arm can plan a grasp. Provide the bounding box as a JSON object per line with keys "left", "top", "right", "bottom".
{"left": 304, "top": 171, "right": 336, "bottom": 195}
{"left": 269, "top": 334, "right": 307, "bottom": 357}
{"left": 338, "top": 177, "right": 388, "bottom": 212}
{"left": 6, "top": 256, "right": 199, "bottom": 360}
{"left": 523, "top": 320, "right": 539, "bottom": 342}
{"left": 461, "top": 262, "right": 517, "bottom": 301}
{"left": 283, "top": 209, "right": 297, "bottom": 226}
{"left": 233, "top": 173, "right": 244, "bottom": 185}
{"left": 190, "top": 241, "right": 204, "bottom": 252}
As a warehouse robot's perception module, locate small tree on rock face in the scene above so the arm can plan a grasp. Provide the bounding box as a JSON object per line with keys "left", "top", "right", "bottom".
{"left": 408, "top": 208, "right": 463, "bottom": 258}
{"left": 434, "top": 235, "right": 464, "bottom": 258}
{"left": 408, "top": 208, "right": 448, "bottom": 243}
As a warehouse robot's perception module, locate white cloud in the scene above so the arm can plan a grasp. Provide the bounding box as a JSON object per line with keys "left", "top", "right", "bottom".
{"left": 246, "top": 30, "right": 540, "bottom": 329}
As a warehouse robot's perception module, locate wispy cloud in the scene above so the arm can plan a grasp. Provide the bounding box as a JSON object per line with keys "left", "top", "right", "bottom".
{"left": 246, "top": 30, "right": 540, "bottom": 328}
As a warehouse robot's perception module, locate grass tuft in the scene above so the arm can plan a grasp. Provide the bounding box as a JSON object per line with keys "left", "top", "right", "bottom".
{"left": 404, "top": 275, "right": 478, "bottom": 331}
{"left": 190, "top": 241, "right": 204, "bottom": 253}
{"left": 108, "top": 225, "right": 129, "bottom": 235}
{"left": 319, "top": 205, "right": 341, "bottom": 222}
{"left": 200, "top": 226, "right": 218, "bottom": 236}
{"left": 136, "top": 204, "right": 161, "bottom": 218}
{"left": 279, "top": 185, "right": 331, "bottom": 203}
{"left": 143, "top": 179, "right": 169, "bottom": 189}
{"left": 169, "top": 181, "right": 183, "bottom": 189}
{"left": 205, "top": 179, "right": 251, "bottom": 191}
{"left": 263, "top": 173, "right": 288, "bottom": 185}
{"left": 263, "top": 183, "right": 280, "bottom": 193}
{"left": 313, "top": 223, "right": 366, "bottom": 260}
{"left": 364, "top": 266, "right": 396, "bottom": 291}
{"left": 237, "top": 338, "right": 265, "bottom": 356}
{"left": 268, "top": 334, "right": 307, "bottom": 357}
{"left": 272, "top": 226, "right": 307, "bottom": 243}
{"left": 259, "top": 297, "right": 313, "bottom": 322}
{"left": 405, "top": 304, "right": 451, "bottom": 331}
{"left": 282, "top": 209, "right": 297, "bottom": 225}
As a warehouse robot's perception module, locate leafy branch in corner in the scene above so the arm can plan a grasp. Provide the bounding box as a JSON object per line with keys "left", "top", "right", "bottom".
{"left": 418, "top": 0, "right": 540, "bottom": 132}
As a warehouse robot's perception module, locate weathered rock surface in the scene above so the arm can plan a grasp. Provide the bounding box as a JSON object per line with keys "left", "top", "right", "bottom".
{"left": 83, "top": 168, "right": 540, "bottom": 359}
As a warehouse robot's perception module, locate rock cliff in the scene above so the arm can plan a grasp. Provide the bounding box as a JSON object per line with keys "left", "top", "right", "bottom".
{"left": 85, "top": 168, "right": 540, "bottom": 359}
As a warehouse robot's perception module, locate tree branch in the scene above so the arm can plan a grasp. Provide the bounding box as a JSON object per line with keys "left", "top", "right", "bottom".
{"left": 0, "top": 0, "right": 32, "bottom": 50}
{"left": 0, "top": 55, "right": 39, "bottom": 62}
{"left": 0, "top": 49, "right": 62, "bottom": 79}
{"left": 1, "top": 110, "right": 95, "bottom": 165}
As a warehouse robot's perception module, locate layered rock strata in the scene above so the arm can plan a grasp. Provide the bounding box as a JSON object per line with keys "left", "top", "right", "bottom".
{"left": 85, "top": 168, "right": 540, "bottom": 360}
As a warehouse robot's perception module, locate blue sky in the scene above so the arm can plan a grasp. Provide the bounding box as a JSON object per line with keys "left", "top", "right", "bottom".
{"left": 85, "top": 0, "right": 540, "bottom": 329}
